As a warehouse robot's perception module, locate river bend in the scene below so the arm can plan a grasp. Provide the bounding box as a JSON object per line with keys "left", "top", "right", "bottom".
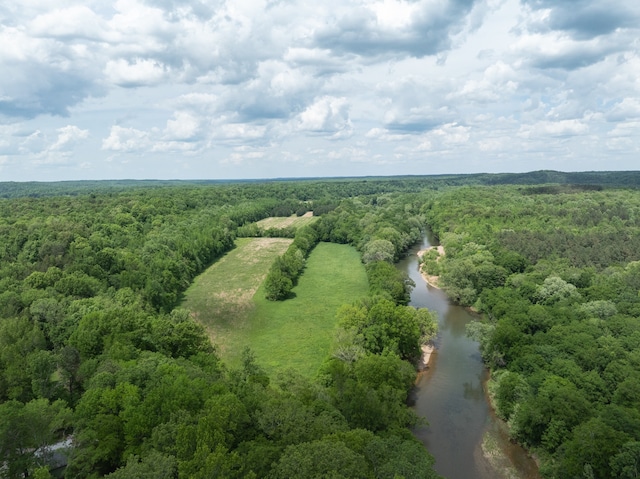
{"left": 398, "top": 234, "right": 540, "bottom": 479}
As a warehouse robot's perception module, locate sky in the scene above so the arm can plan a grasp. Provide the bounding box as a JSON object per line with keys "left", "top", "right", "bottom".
{"left": 1, "top": 0, "right": 639, "bottom": 181}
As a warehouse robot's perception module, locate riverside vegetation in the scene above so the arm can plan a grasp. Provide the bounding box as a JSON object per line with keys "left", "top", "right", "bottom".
{"left": 1, "top": 171, "right": 639, "bottom": 478}
{"left": 421, "top": 183, "right": 640, "bottom": 478}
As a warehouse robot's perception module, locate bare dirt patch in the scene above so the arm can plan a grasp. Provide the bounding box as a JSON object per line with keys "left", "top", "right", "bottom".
{"left": 242, "top": 237, "right": 292, "bottom": 265}
{"left": 248, "top": 237, "right": 292, "bottom": 251}
{"left": 256, "top": 212, "right": 315, "bottom": 229}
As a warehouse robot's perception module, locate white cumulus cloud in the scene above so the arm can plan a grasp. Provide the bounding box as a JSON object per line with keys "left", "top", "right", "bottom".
{"left": 102, "top": 126, "right": 151, "bottom": 152}
{"left": 0, "top": 0, "right": 638, "bottom": 180}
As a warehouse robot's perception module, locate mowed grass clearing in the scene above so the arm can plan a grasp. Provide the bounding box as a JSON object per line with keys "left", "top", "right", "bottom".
{"left": 256, "top": 211, "right": 318, "bottom": 229}
{"left": 181, "top": 237, "right": 293, "bottom": 356}
{"left": 182, "top": 239, "right": 369, "bottom": 376}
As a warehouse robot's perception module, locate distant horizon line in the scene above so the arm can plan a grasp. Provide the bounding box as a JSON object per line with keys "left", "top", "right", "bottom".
{"left": 3, "top": 169, "right": 640, "bottom": 184}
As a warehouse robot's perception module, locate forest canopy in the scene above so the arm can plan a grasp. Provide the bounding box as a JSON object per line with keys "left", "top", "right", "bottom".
{"left": 422, "top": 184, "right": 640, "bottom": 478}
{"left": 1, "top": 171, "right": 640, "bottom": 478}
{"left": 0, "top": 178, "right": 439, "bottom": 479}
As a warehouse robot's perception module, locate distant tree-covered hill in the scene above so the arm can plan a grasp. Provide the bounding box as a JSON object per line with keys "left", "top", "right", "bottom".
{"left": 2, "top": 170, "right": 639, "bottom": 199}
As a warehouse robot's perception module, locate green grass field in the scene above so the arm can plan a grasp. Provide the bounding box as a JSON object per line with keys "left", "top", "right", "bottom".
{"left": 256, "top": 212, "right": 318, "bottom": 229}
{"left": 182, "top": 239, "right": 369, "bottom": 376}
{"left": 181, "top": 237, "right": 293, "bottom": 355}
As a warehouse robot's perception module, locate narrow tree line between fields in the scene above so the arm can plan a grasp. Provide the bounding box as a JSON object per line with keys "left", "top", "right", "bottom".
{"left": 263, "top": 226, "right": 320, "bottom": 301}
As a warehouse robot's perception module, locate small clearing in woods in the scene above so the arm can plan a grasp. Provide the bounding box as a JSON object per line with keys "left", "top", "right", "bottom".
{"left": 256, "top": 211, "right": 317, "bottom": 229}
{"left": 183, "top": 239, "right": 369, "bottom": 376}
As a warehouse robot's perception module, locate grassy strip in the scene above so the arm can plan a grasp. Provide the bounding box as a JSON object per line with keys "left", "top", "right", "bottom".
{"left": 183, "top": 240, "right": 369, "bottom": 377}
{"left": 240, "top": 242, "right": 369, "bottom": 376}
{"left": 256, "top": 212, "right": 318, "bottom": 229}
{"left": 181, "top": 237, "right": 293, "bottom": 356}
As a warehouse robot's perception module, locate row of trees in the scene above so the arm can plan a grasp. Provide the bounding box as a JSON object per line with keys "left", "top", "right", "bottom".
{"left": 424, "top": 185, "right": 640, "bottom": 478}
{"left": 264, "top": 226, "right": 320, "bottom": 301}
{"left": 4, "top": 170, "right": 640, "bottom": 200}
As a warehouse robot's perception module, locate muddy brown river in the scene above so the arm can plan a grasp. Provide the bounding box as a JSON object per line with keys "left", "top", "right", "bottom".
{"left": 398, "top": 233, "right": 541, "bottom": 479}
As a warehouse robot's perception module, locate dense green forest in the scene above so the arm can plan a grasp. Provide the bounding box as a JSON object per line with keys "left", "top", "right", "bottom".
{"left": 3, "top": 169, "right": 640, "bottom": 200}
{"left": 422, "top": 184, "right": 640, "bottom": 478}
{"left": 0, "top": 178, "right": 441, "bottom": 478}
{"left": 2, "top": 172, "right": 640, "bottom": 478}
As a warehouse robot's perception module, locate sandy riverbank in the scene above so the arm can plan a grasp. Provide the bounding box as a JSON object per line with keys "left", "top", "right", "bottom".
{"left": 416, "top": 245, "right": 445, "bottom": 289}
{"left": 413, "top": 242, "right": 540, "bottom": 479}
{"left": 417, "top": 344, "right": 435, "bottom": 371}
{"left": 415, "top": 245, "right": 444, "bottom": 370}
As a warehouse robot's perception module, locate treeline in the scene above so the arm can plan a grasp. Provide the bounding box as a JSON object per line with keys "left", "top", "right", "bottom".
{"left": 262, "top": 192, "right": 424, "bottom": 304}
{"left": 5, "top": 169, "right": 640, "bottom": 200}
{"left": 0, "top": 181, "right": 441, "bottom": 478}
{"left": 264, "top": 226, "right": 319, "bottom": 300}
{"left": 423, "top": 185, "right": 640, "bottom": 478}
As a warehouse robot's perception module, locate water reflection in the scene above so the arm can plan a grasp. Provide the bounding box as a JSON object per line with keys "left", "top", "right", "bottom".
{"left": 463, "top": 379, "right": 486, "bottom": 402}
{"left": 398, "top": 234, "right": 540, "bottom": 479}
